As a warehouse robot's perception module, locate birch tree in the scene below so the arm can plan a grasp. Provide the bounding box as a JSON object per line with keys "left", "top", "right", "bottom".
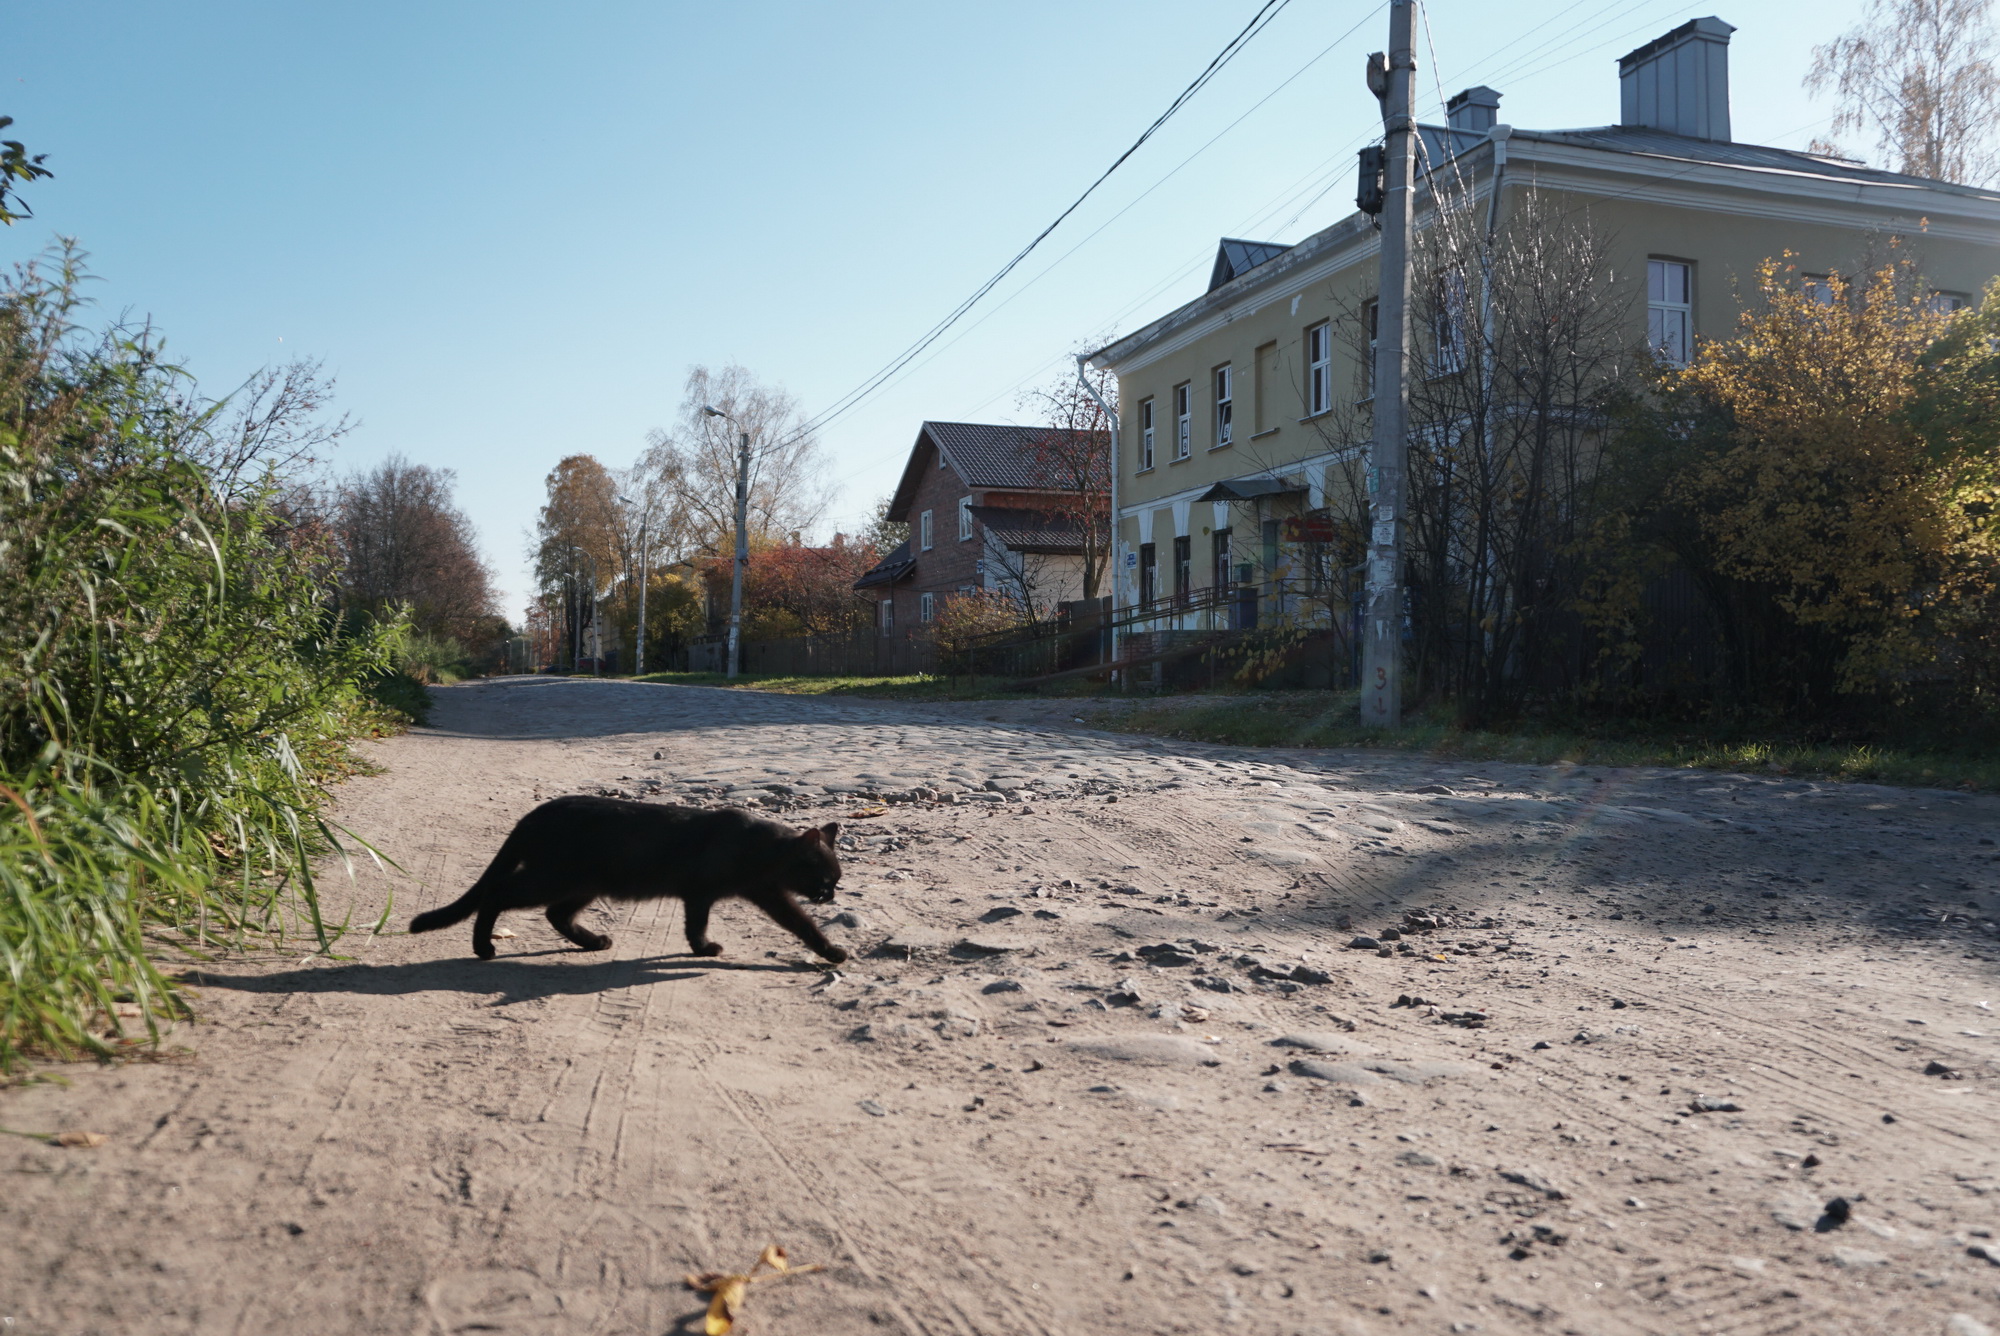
{"left": 1807, "top": 0, "right": 2000, "bottom": 184}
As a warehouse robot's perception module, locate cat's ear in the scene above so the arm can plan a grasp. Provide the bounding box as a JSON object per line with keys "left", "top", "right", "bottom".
{"left": 819, "top": 822, "right": 840, "bottom": 844}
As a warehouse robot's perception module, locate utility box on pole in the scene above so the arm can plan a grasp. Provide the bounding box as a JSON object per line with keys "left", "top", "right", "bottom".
{"left": 1362, "top": 0, "right": 1416, "bottom": 728}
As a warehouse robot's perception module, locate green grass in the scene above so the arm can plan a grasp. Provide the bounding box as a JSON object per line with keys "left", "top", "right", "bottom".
{"left": 625, "top": 670, "right": 1110, "bottom": 701}
{"left": 619, "top": 672, "right": 2000, "bottom": 792}
{"left": 1082, "top": 690, "right": 2000, "bottom": 791}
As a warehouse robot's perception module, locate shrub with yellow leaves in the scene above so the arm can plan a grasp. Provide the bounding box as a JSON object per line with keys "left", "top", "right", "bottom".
{"left": 1602, "top": 254, "right": 1999, "bottom": 711}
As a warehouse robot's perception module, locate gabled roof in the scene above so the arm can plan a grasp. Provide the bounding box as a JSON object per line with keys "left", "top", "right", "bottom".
{"left": 968, "top": 506, "right": 1085, "bottom": 555}
{"left": 1209, "top": 238, "right": 1291, "bottom": 292}
{"left": 1518, "top": 124, "right": 2000, "bottom": 198}
{"left": 1088, "top": 122, "right": 2000, "bottom": 373}
{"left": 852, "top": 539, "right": 914, "bottom": 590}
{"left": 886, "top": 421, "right": 1110, "bottom": 520}
{"left": 1198, "top": 475, "right": 1307, "bottom": 503}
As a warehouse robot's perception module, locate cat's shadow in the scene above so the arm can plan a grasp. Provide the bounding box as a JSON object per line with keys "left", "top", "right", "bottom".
{"left": 187, "top": 952, "right": 815, "bottom": 1006}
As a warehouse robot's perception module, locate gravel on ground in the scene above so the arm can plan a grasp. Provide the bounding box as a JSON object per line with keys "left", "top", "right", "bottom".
{"left": 3, "top": 676, "right": 1998, "bottom": 1335}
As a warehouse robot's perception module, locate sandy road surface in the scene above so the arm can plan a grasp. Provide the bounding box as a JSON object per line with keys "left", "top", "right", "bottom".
{"left": 4, "top": 677, "right": 2000, "bottom": 1336}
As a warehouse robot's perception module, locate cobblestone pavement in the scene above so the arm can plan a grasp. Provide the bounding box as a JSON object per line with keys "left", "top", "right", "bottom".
{"left": 3, "top": 676, "right": 1998, "bottom": 1336}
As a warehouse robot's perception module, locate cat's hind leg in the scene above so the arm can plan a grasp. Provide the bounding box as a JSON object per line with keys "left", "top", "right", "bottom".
{"left": 471, "top": 871, "right": 569, "bottom": 959}
{"left": 545, "top": 895, "right": 612, "bottom": 952}
{"left": 472, "top": 905, "right": 504, "bottom": 960}
{"left": 683, "top": 897, "right": 723, "bottom": 957}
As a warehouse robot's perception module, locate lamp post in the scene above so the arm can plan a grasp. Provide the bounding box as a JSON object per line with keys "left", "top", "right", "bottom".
{"left": 701, "top": 404, "right": 751, "bottom": 679}
{"left": 619, "top": 492, "right": 652, "bottom": 676}
{"left": 569, "top": 545, "right": 600, "bottom": 675}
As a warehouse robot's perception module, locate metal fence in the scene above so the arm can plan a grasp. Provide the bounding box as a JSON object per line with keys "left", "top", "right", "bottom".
{"left": 686, "top": 631, "right": 938, "bottom": 678}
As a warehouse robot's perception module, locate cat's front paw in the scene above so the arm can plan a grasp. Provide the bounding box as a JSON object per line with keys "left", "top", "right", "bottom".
{"left": 818, "top": 945, "right": 850, "bottom": 964}
{"left": 691, "top": 942, "right": 724, "bottom": 957}
{"left": 474, "top": 944, "right": 496, "bottom": 960}
{"left": 575, "top": 932, "right": 612, "bottom": 952}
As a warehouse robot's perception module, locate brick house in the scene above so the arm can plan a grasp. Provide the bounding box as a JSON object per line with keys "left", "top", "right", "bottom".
{"left": 853, "top": 420, "right": 1106, "bottom": 639}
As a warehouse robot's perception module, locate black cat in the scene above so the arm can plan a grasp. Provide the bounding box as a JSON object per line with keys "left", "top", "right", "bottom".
{"left": 409, "top": 795, "right": 848, "bottom": 963}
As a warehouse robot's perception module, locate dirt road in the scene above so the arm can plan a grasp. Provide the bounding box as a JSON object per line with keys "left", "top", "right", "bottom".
{"left": 4, "top": 677, "right": 1999, "bottom": 1336}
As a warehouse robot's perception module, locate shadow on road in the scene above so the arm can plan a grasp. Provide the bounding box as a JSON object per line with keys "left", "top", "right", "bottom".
{"left": 188, "top": 953, "right": 815, "bottom": 1005}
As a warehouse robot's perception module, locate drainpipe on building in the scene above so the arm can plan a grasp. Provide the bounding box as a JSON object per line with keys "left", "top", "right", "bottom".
{"left": 1479, "top": 124, "right": 1512, "bottom": 452}
{"left": 1479, "top": 123, "right": 1511, "bottom": 664}
{"left": 1076, "top": 353, "right": 1121, "bottom": 680}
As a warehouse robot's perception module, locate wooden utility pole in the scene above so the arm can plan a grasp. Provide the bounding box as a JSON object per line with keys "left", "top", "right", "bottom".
{"left": 1362, "top": 0, "right": 1417, "bottom": 728}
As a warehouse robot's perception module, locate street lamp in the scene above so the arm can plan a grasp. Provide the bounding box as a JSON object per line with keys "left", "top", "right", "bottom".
{"left": 701, "top": 404, "right": 752, "bottom": 680}
{"left": 569, "top": 544, "right": 600, "bottom": 675}
{"left": 619, "top": 492, "right": 652, "bottom": 676}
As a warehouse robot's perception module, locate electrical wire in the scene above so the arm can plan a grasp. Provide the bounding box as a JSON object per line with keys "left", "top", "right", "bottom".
{"left": 803, "top": 3, "right": 1389, "bottom": 430}
{"left": 792, "top": 0, "right": 1298, "bottom": 440}
{"left": 813, "top": 1, "right": 1832, "bottom": 504}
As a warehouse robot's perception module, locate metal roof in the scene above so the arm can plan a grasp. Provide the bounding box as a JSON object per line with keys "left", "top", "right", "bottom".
{"left": 852, "top": 539, "right": 914, "bottom": 590}
{"left": 1517, "top": 125, "right": 2000, "bottom": 199}
{"left": 967, "top": 506, "right": 1085, "bottom": 554}
{"left": 1088, "top": 122, "right": 2000, "bottom": 373}
{"left": 887, "top": 421, "right": 1110, "bottom": 520}
{"left": 1197, "top": 476, "right": 1307, "bottom": 503}
{"left": 1209, "top": 238, "right": 1291, "bottom": 293}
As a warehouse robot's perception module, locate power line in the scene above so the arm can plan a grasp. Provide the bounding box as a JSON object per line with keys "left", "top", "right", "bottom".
{"left": 816, "top": 0, "right": 1809, "bottom": 509}
{"left": 805, "top": 3, "right": 1389, "bottom": 433}
{"left": 793, "top": 0, "right": 1299, "bottom": 440}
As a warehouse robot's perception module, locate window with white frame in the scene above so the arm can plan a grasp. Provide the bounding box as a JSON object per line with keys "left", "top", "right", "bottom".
{"left": 957, "top": 495, "right": 973, "bottom": 541}
{"left": 1361, "top": 300, "right": 1379, "bottom": 396}
{"left": 1931, "top": 290, "right": 1971, "bottom": 314}
{"left": 919, "top": 509, "right": 934, "bottom": 551}
{"left": 879, "top": 599, "right": 894, "bottom": 634}
{"left": 1138, "top": 397, "right": 1155, "bottom": 470}
{"left": 1433, "top": 266, "right": 1469, "bottom": 374}
{"left": 1306, "top": 321, "right": 1331, "bottom": 416}
{"left": 1648, "top": 259, "right": 1692, "bottom": 365}
{"left": 1213, "top": 365, "right": 1233, "bottom": 447}
{"left": 1803, "top": 273, "right": 1837, "bottom": 306}
{"left": 919, "top": 592, "right": 935, "bottom": 623}
{"left": 1173, "top": 382, "right": 1191, "bottom": 459}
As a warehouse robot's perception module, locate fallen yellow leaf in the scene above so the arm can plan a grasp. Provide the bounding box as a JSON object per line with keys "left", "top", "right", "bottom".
{"left": 685, "top": 1244, "right": 827, "bottom": 1335}
{"left": 55, "top": 1131, "right": 107, "bottom": 1148}
{"left": 848, "top": 806, "right": 888, "bottom": 819}
{"left": 705, "top": 1276, "right": 747, "bottom": 1335}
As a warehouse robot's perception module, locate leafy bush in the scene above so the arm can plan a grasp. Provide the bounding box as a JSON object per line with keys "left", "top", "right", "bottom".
{"left": 0, "top": 248, "right": 401, "bottom": 1071}
{"left": 393, "top": 630, "right": 472, "bottom": 684}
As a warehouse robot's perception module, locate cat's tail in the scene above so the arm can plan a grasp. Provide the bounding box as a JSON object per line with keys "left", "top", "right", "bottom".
{"left": 410, "top": 826, "right": 526, "bottom": 934}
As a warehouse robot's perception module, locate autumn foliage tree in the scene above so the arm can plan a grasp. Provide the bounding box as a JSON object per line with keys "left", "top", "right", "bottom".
{"left": 533, "top": 454, "right": 622, "bottom": 669}
{"left": 336, "top": 456, "right": 503, "bottom": 674}
{"left": 701, "top": 535, "right": 878, "bottom": 640}
{"left": 1601, "top": 255, "right": 1998, "bottom": 711}
{"left": 1807, "top": 0, "right": 2000, "bottom": 184}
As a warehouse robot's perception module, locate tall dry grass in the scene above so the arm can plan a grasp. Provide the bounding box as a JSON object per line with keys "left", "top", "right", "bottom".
{"left": 0, "top": 246, "right": 402, "bottom": 1072}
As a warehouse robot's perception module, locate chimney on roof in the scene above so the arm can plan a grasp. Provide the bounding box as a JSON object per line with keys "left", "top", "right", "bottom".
{"left": 1446, "top": 86, "right": 1501, "bottom": 133}
{"left": 1619, "top": 16, "right": 1734, "bottom": 141}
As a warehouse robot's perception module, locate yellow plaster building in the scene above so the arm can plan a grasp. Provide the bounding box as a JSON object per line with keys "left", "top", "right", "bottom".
{"left": 1086, "top": 16, "right": 2000, "bottom": 659}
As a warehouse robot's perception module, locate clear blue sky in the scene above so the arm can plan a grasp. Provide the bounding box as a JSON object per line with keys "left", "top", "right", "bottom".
{"left": 5, "top": 0, "right": 1872, "bottom": 619}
